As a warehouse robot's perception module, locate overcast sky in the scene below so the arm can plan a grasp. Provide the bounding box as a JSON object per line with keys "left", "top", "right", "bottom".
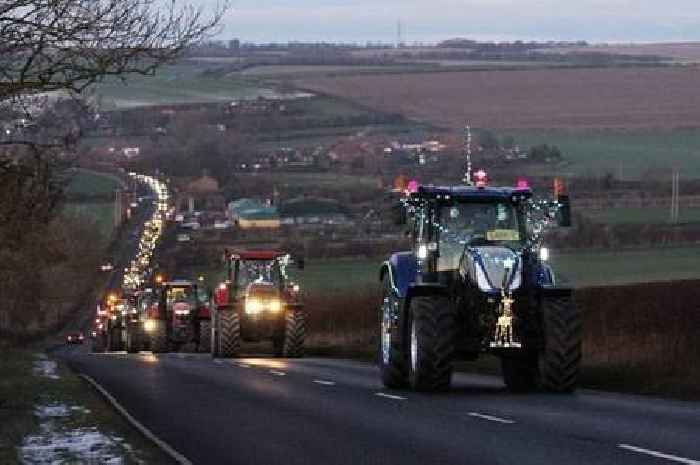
{"left": 191, "top": 0, "right": 700, "bottom": 44}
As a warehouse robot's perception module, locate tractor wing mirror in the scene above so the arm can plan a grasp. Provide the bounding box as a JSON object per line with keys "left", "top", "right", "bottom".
{"left": 557, "top": 195, "right": 572, "bottom": 227}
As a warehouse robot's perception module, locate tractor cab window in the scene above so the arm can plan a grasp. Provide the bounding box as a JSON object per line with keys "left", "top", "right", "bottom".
{"left": 237, "top": 260, "right": 281, "bottom": 289}
{"left": 167, "top": 286, "right": 194, "bottom": 305}
{"left": 438, "top": 201, "right": 523, "bottom": 271}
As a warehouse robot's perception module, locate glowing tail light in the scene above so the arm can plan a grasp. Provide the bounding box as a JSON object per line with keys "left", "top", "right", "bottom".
{"left": 474, "top": 170, "right": 488, "bottom": 188}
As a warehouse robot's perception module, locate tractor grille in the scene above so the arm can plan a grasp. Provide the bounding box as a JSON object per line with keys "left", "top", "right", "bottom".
{"left": 474, "top": 247, "right": 520, "bottom": 290}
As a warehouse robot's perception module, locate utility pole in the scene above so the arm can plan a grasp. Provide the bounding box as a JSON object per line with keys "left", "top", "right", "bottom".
{"left": 463, "top": 124, "right": 473, "bottom": 186}
{"left": 670, "top": 170, "right": 680, "bottom": 224}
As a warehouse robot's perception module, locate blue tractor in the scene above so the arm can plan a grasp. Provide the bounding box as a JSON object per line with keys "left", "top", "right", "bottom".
{"left": 379, "top": 182, "right": 580, "bottom": 392}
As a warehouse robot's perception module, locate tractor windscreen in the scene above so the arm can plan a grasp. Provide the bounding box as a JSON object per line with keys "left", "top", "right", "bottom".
{"left": 167, "top": 287, "right": 195, "bottom": 305}
{"left": 438, "top": 201, "right": 523, "bottom": 271}
{"left": 238, "top": 260, "right": 281, "bottom": 288}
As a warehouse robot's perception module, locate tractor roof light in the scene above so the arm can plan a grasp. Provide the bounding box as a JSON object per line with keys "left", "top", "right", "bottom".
{"left": 474, "top": 170, "right": 488, "bottom": 188}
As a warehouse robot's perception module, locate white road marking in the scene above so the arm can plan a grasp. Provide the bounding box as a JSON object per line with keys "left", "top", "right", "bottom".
{"left": 269, "top": 370, "right": 286, "bottom": 376}
{"left": 213, "top": 359, "right": 224, "bottom": 365}
{"left": 375, "top": 392, "right": 407, "bottom": 401}
{"left": 468, "top": 412, "right": 516, "bottom": 424}
{"left": 618, "top": 444, "right": 700, "bottom": 465}
{"left": 237, "top": 363, "right": 251, "bottom": 368}
{"left": 80, "top": 375, "right": 192, "bottom": 465}
{"left": 313, "top": 380, "right": 336, "bottom": 386}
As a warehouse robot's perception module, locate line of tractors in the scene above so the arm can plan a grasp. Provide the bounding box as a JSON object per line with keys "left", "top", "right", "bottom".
{"left": 92, "top": 169, "right": 582, "bottom": 394}
{"left": 91, "top": 173, "right": 306, "bottom": 359}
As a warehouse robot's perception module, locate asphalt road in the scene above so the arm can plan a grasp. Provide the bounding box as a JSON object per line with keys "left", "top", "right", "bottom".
{"left": 56, "top": 347, "right": 700, "bottom": 465}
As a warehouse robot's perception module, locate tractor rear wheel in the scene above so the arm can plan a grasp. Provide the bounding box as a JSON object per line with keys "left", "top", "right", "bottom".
{"left": 126, "top": 324, "right": 142, "bottom": 354}
{"left": 379, "top": 278, "right": 407, "bottom": 388}
{"left": 407, "top": 296, "right": 456, "bottom": 392}
{"left": 93, "top": 332, "right": 107, "bottom": 353}
{"left": 540, "top": 295, "right": 582, "bottom": 393}
{"left": 149, "top": 321, "right": 169, "bottom": 353}
{"left": 282, "top": 308, "right": 305, "bottom": 358}
{"left": 217, "top": 309, "right": 241, "bottom": 358}
{"left": 198, "top": 320, "right": 211, "bottom": 353}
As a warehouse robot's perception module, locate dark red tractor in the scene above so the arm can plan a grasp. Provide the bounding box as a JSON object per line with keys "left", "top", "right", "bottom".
{"left": 211, "top": 250, "right": 305, "bottom": 358}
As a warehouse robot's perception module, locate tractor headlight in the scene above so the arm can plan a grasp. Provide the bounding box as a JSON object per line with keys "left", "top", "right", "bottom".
{"left": 144, "top": 319, "right": 156, "bottom": 332}
{"left": 268, "top": 300, "right": 282, "bottom": 313}
{"left": 539, "top": 247, "right": 550, "bottom": 262}
{"left": 245, "top": 299, "right": 262, "bottom": 315}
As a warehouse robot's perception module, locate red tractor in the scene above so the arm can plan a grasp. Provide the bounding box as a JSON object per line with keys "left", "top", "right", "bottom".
{"left": 211, "top": 250, "right": 305, "bottom": 358}
{"left": 145, "top": 279, "right": 211, "bottom": 353}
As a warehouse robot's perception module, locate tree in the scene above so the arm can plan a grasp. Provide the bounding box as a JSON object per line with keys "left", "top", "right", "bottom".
{"left": 0, "top": 0, "right": 227, "bottom": 338}
{"left": 0, "top": 0, "right": 226, "bottom": 102}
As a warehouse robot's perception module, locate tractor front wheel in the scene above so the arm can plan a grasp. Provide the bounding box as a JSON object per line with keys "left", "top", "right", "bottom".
{"left": 407, "top": 296, "right": 456, "bottom": 392}
{"left": 539, "top": 295, "right": 582, "bottom": 393}
{"left": 217, "top": 308, "right": 241, "bottom": 358}
{"left": 149, "top": 321, "right": 169, "bottom": 353}
{"left": 198, "top": 320, "right": 211, "bottom": 353}
{"left": 282, "top": 308, "right": 305, "bottom": 358}
{"left": 379, "top": 278, "right": 407, "bottom": 388}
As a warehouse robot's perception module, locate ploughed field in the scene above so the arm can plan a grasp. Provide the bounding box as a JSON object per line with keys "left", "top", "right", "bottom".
{"left": 301, "top": 67, "right": 700, "bottom": 130}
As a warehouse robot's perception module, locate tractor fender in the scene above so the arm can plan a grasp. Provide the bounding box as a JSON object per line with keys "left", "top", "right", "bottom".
{"left": 379, "top": 252, "right": 418, "bottom": 299}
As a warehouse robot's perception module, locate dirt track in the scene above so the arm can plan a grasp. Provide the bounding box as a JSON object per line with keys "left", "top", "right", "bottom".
{"left": 302, "top": 67, "right": 700, "bottom": 130}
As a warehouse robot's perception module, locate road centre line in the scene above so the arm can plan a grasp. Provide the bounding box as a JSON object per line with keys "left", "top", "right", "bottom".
{"left": 269, "top": 370, "right": 286, "bottom": 376}
{"left": 618, "top": 444, "right": 700, "bottom": 465}
{"left": 237, "top": 363, "right": 251, "bottom": 368}
{"left": 313, "top": 380, "right": 336, "bottom": 386}
{"left": 468, "top": 412, "right": 515, "bottom": 424}
{"left": 375, "top": 392, "right": 407, "bottom": 401}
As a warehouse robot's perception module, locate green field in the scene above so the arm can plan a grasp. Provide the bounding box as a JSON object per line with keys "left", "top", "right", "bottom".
{"left": 584, "top": 206, "right": 700, "bottom": 225}
{"left": 93, "top": 63, "right": 283, "bottom": 109}
{"left": 63, "top": 202, "right": 115, "bottom": 239}
{"left": 65, "top": 170, "right": 121, "bottom": 197}
{"left": 301, "top": 246, "right": 700, "bottom": 293}
{"left": 508, "top": 129, "right": 700, "bottom": 180}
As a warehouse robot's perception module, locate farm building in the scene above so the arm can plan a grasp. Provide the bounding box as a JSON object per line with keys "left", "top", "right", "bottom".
{"left": 228, "top": 198, "right": 280, "bottom": 229}
{"left": 279, "top": 197, "right": 351, "bottom": 225}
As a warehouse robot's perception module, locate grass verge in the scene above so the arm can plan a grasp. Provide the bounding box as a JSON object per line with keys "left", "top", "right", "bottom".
{"left": 0, "top": 349, "right": 174, "bottom": 464}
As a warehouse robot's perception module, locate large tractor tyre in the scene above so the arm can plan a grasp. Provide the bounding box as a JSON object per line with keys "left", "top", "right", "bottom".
{"left": 92, "top": 333, "right": 107, "bottom": 353}
{"left": 198, "top": 320, "right": 211, "bottom": 353}
{"left": 126, "top": 325, "right": 142, "bottom": 354}
{"left": 210, "top": 311, "right": 221, "bottom": 357}
{"left": 149, "top": 321, "right": 169, "bottom": 353}
{"left": 407, "top": 296, "right": 456, "bottom": 392}
{"left": 282, "top": 309, "right": 305, "bottom": 358}
{"left": 108, "top": 326, "right": 123, "bottom": 352}
{"left": 539, "top": 295, "right": 582, "bottom": 393}
{"left": 379, "top": 279, "right": 408, "bottom": 388}
{"left": 501, "top": 354, "right": 538, "bottom": 393}
{"left": 218, "top": 309, "right": 241, "bottom": 358}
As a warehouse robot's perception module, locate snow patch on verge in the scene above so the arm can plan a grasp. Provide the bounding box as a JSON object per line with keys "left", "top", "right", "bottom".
{"left": 32, "top": 355, "right": 60, "bottom": 380}
{"left": 20, "top": 423, "right": 125, "bottom": 465}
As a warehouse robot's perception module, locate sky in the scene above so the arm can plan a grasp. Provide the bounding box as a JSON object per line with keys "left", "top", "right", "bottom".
{"left": 191, "top": 0, "right": 700, "bottom": 44}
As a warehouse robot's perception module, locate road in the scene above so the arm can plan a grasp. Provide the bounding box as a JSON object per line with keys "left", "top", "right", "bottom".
{"left": 56, "top": 347, "right": 700, "bottom": 465}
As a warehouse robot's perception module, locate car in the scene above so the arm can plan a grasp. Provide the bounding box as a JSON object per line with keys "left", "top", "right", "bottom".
{"left": 66, "top": 332, "right": 85, "bottom": 344}
{"left": 100, "top": 262, "right": 114, "bottom": 272}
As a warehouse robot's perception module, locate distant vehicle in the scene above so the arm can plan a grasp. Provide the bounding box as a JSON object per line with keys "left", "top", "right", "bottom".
{"left": 175, "top": 214, "right": 184, "bottom": 222}
{"left": 66, "top": 332, "right": 85, "bottom": 344}
{"left": 176, "top": 233, "right": 191, "bottom": 242}
{"left": 181, "top": 222, "right": 200, "bottom": 230}
{"left": 214, "top": 221, "right": 231, "bottom": 230}
{"left": 100, "top": 262, "right": 114, "bottom": 272}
